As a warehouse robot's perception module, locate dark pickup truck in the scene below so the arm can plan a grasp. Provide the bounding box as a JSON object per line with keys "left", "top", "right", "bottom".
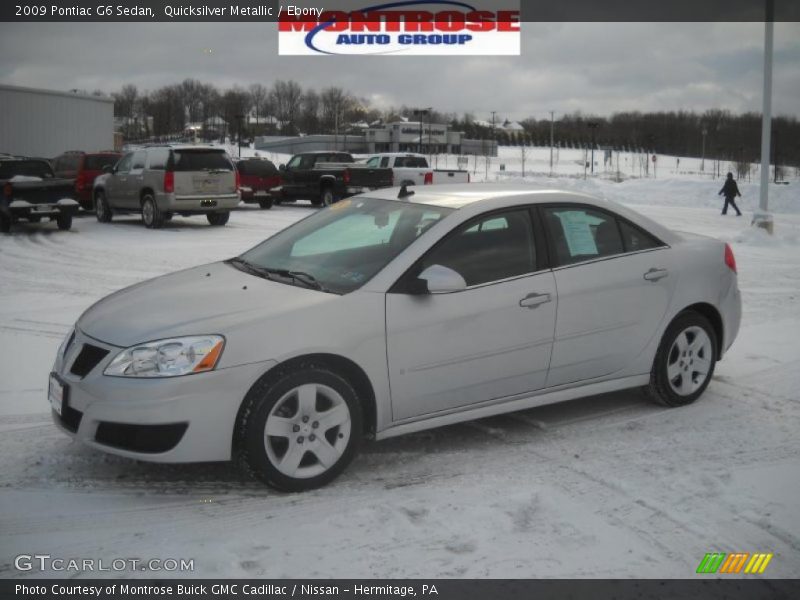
{"left": 1, "top": 158, "right": 80, "bottom": 232}
{"left": 276, "top": 151, "right": 393, "bottom": 207}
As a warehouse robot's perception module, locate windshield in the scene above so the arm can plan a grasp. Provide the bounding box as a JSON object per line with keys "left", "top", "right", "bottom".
{"left": 238, "top": 197, "right": 453, "bottom": 294}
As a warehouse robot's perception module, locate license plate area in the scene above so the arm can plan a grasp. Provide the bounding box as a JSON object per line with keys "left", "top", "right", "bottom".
{"left": 48, "top": 373, "right": 67, "bottom": 416}
{"left": 200, "top": 199, "right": 218, "bottom": 207}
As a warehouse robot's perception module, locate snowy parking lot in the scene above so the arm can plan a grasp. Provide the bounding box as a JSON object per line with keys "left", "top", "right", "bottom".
{"left": 1, "top": 164, "right": 799, "bottom": 578}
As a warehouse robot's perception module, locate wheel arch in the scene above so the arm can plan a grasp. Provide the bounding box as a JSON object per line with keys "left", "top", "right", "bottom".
{"left": 139, "top": 188, "right": 156, "bottom": 205}
{"left": 676, "top": 302, "right": 724, "bottom": 358}
{"left": 232, "top": 352, "right": 378, "bottom": 454}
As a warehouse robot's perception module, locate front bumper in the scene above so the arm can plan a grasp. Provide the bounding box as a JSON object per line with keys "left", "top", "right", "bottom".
{"left": 51, "top": 329, "right": 276, "bottom": 463}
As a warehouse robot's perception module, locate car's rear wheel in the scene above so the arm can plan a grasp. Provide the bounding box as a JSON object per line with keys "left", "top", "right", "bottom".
{"left": 95, "top": 191, "right": 112, "bottom": 223}
{"left": 0, "top": 213, "right": 11, "bottom": 233}
{"left": 644, "top": 311, "right": 717, "bottom": 407}
{"left": 207, "top": 212, "right": 230, "bottom": 226}
{"left": 141, "top": 195, "right": 164, "bottom": 229}
{"left": 56, "top": 213, "right": 72, "bottom": 231}
{"left": 237, "top": 365, "right": 362, "bottom": 492}
{"left": 320, "top": 187, "right": 335, "bottom": 207}
{"left": 259, "top": 199, "right": 273, "bottom": 210}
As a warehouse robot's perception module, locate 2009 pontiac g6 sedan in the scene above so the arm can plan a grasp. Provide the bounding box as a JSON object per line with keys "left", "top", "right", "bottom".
{"left": 50, "top": 184, "right": 741, "bottom": 491}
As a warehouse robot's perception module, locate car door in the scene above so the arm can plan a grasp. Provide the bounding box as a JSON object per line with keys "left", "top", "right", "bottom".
{"left": 541, "top": 205, "right": 677, "bottom": 387}
{"left": 105, "top": 152, "right": 133, "bottom": 208}
{"left": 124, "top": 150, "right": 147, "bottom": 209}
{"left": 386, "top": 208, "right": 557, "bottom": 421}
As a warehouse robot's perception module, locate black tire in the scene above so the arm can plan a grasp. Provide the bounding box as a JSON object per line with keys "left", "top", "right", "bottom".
{"left": 0, "top": 213, "right": 10, "bottom": 234}
{"left": 207, "top": 212, "right": 230, "bottom": 226}
{"left": 258, "top": 198, "right": 273, "bottom": 210}
{"left": 319, "top": 186, "right": 335, "bottom": 208}
{"left": 644, "top": 311, "right": 717, "bottom": 407}
{"left": 27, "top": 215, "right": 42, "bottom": 223}
{"left": 236, "top": 364, "right": 363, "bottom": 492}
{"left": 95, "top": 191, "right": 112, "bottom": 223}
{"left": 163, "top": 212, "right": 173, "bottom": 221}
{"left": 56, "top": 213, "right": 72, "bottom": 231}
{"left": 141, "top": 194, "right": 164, "bottom": 229}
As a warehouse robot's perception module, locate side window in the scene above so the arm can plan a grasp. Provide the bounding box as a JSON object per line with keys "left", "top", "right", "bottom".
{"left": 286, "top": 155, "right": 303, "bottom": 169}
{"left": 417, "top": 209, "right": 536, "bottom": 287}
{"left": 116, "top": 153, "right": 133, "bottom": 173}
{"left": 146, "top": 148, "right": 169, "bottom": 170}
{"left": 543, "top": 207, "right": 624, "bottom": 266}
{"left": 619, "top": 220, "right": 662, "bottom": 252}
{"left": 366, "top": 157, "right": 379, "bottom": 168}
{"left": 380, "top": 157, "right": 390, "bottom": 168}
{"left": 131, "top": 151, "right": 146, "bottom": 170}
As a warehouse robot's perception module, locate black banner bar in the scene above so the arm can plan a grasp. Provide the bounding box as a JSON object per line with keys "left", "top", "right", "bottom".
{"left": 3, "top": 580, "right": 800, "bottom": 600}
{"left": 1, "top": 0, "right": 799, "bottom": 22}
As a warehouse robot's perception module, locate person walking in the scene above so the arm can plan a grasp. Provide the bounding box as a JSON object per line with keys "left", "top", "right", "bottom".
{"left": 718, "top": 172, "right": 742, "bottom": 216}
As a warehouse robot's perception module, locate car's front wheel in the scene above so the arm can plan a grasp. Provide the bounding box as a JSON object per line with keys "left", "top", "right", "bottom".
{"left": 258, "top": 198, "right": 273, "bottom": 210}
{"left": 237, "top": 365, "right": 363, "bottom": 492}
{"left": 95, "top": 191, "right": 112, "bottom": 223}
{"left": 644, "top": 311, "right": 717, "bottom": 407}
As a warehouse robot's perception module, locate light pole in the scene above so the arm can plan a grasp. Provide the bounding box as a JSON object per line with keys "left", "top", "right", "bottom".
{"left": 754, "top": 0, "right": 774, "bottom": 234}
{"left": 587, "top": 122, "right": 599, "bottom": 174}
{"left": 413, "top": 108, "right": 431, "bottom": 154}
{"left": 235, "top": 114, "right": 245, "bottom": 158}
{"left": 549, "top": 111, "right": 555, "bottom": 176}
{"left": 701, "top": 127, "right": 708, "bottom": 172}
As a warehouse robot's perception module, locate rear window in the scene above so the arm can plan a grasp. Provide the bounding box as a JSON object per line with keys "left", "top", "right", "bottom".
{"left": 238, "top": 160, "right": 277, "bottom": 177}
{"left": 394, "top": 156, "right": 427, "bottom": 168}
{"left": 171, "top": 150, "right": 233, "bottom": 172}
{"left": 0, "top": 160, "right": 54, "bottom": 179}
{"left": 84, "top": 155, "right": 120, "bottom": 171}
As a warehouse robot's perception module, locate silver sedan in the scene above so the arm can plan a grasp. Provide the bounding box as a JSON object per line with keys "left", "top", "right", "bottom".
{"left": 50, "top": 184, "right": 741, "bottom": 491}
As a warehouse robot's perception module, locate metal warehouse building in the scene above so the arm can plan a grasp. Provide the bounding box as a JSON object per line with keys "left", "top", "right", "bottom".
{"left": 0, "top": 84, "right": 114, "bottom": 159}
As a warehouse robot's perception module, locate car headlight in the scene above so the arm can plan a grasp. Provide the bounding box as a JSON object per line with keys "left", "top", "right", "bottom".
{"left": 104, "top": 335, "right": 225, "bottom": 378}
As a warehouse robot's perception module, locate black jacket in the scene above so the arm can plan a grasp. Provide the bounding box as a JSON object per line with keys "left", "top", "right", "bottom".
{"left": 719, "top": 179, "right": 741, "bottom": 198}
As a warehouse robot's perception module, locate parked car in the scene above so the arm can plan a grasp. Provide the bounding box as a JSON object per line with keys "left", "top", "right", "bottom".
{"left": 365, "top": 152, "right": 470, "bottom": 187}
{"left": 1, "top": 157, "right": 79, "bottom": 232}
{"left": 52, "top": 150, "right": 122, "bottom": 210}
{"left": 92, "top": 145, "right": 239, "bottom": 228}
{"left": 236, "top": 158, "right": 282, "bottom": 209}
{"left": 277, "top": 151, "right": 393, "bottom": 207}
{"left": 50, "top": 184, "right": 741, "bottom": 491}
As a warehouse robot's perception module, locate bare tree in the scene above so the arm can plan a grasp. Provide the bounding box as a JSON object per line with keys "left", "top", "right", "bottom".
{"left": 249, "top": 84, "right": 268, "bottom": 129}
{"left": 320, "top": 86, "right": 352, "bottom": 134}
{"left": 271, "top": 80, "right": 303, "bottom": 134}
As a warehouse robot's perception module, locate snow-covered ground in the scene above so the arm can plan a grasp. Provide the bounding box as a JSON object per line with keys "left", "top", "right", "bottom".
{"left": 1, "top": 149, "right": 799, "bottom": 579}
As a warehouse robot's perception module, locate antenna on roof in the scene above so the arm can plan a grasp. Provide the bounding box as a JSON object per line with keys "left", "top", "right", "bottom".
{"left": 398, "top": 184, "right": 415, "bottom": 199}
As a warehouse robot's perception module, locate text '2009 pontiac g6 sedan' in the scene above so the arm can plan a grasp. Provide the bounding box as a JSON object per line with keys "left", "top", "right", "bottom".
{"left": 50, "top": 184, "right": 741, "bottom": 491}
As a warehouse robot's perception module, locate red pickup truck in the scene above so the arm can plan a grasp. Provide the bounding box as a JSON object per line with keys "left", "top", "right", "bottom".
{"left": 52, "top": 150, "right": 121, "bottom": 211}
{"left": 235, "top": 158, "right": 282, "bottom": 209}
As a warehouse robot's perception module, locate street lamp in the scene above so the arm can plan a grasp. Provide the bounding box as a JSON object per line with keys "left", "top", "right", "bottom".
{"left": 234, "top": 114, "right": 245, "bottom": 158}
{"left": 701, "top": 127, "right": 708, "bottom": 172}
{"left": 413, "top": 107, "right": 431, "bottom": 154}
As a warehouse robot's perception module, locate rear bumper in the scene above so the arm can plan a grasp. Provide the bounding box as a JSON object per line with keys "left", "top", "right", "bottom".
{"left": 156, "top": 192, "right": 240, "bottom": 212}
{"left": 719, "top": 275, "right": 742, "bottom": 357}
{"left": 6, "top": 198, "right": 80, "bottom": 217}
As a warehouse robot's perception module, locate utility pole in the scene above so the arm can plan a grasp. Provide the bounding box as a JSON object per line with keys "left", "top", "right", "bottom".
{"left": 754, "top": 0, "right": 774, "bottom": 234}
{"left": 413, "top": 107, "right": 431, "bottom": 155}
{"left": 490, "top": 111, "right": 497, "bottom": 161}
{"left": 549, "top": 111, "right": 555, "bottom": 176}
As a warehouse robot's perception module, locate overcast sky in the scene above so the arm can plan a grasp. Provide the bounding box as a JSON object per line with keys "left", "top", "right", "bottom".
{"left": 1, "top": 21, "right": 798, "bottom": 121}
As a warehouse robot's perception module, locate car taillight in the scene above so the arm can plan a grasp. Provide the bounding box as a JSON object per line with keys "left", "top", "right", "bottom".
{"left": 75, "top": 172, "right": 86, "bottom": 192}
{"left": 424, "top": 172, "right": 433, "bottom": 185}
{"left": 724, "top": 243, "right": 737, "bottom": 274}
{"left": 164, "top": 170, "right": 174, "bottom": 194}
{"left": 342, "top": 169, "right": 351, "bottom": 185}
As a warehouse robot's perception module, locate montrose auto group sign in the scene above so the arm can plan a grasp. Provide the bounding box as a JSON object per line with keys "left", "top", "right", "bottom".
{"left": 278, "top": 1, "right": 520, "bottom": 55}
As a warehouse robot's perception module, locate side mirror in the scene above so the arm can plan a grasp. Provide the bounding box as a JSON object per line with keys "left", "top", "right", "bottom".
{"left": 102, "top": 165, "right": 113, "bottom": 174}
{"left": 417, "top": 264, "right": 467, "bottom": 294}
{"left": 279, "top": 164, "right": 286, "bottom": 171}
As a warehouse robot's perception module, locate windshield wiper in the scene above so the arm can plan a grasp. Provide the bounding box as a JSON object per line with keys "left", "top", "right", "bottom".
{"left": 268, "top": 268, "right": 329, "bottom": 292}
{"left": 225, "top": 257, "right": 278, "bottom": 281}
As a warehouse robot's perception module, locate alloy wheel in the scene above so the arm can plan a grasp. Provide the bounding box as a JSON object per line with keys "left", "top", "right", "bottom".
{"left": 666, "top": 326, "right": 713, "bottom": 396}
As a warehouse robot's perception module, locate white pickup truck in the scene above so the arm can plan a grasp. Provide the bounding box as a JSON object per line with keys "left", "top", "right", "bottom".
{"left": 364, "top": 153, "right": 470, "bottom": 187}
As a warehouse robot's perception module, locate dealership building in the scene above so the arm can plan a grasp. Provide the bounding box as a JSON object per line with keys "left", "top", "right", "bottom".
{"left": 0, "top": 84, "right": 115, "bottom": 158}
{"left": 255, "top": 121, "right": 497, "bottom": 157}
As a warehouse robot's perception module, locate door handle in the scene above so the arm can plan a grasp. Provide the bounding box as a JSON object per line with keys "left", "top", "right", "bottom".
{"left": 643, "top": 268, "right": 669, "bottom": 281}
{"left": 519, "top": 292, "right": 552, "bottom": 309}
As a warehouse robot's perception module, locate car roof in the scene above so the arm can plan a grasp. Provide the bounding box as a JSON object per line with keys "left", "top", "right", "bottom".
{"left": 364, "top": 183, "right": 602, "bottom": 209}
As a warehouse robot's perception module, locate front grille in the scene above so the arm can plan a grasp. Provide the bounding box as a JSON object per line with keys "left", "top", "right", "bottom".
{"left": 57, "top": 404, "right": 83, "bottom": 433}
{"left": 70, "top": 344, "right": 109, "bottom": 378}
{"left": 95, "top": 422, "right": 188, "bottom": 454}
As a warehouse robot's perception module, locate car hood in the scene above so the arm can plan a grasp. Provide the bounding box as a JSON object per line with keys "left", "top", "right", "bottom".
{"left": 77, "top": 261, "right": 331, "bottom": 347}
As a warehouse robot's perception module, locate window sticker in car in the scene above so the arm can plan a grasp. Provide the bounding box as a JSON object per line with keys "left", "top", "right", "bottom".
{"left": 557, "top": 211, "right": 599, "bottom": 256}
